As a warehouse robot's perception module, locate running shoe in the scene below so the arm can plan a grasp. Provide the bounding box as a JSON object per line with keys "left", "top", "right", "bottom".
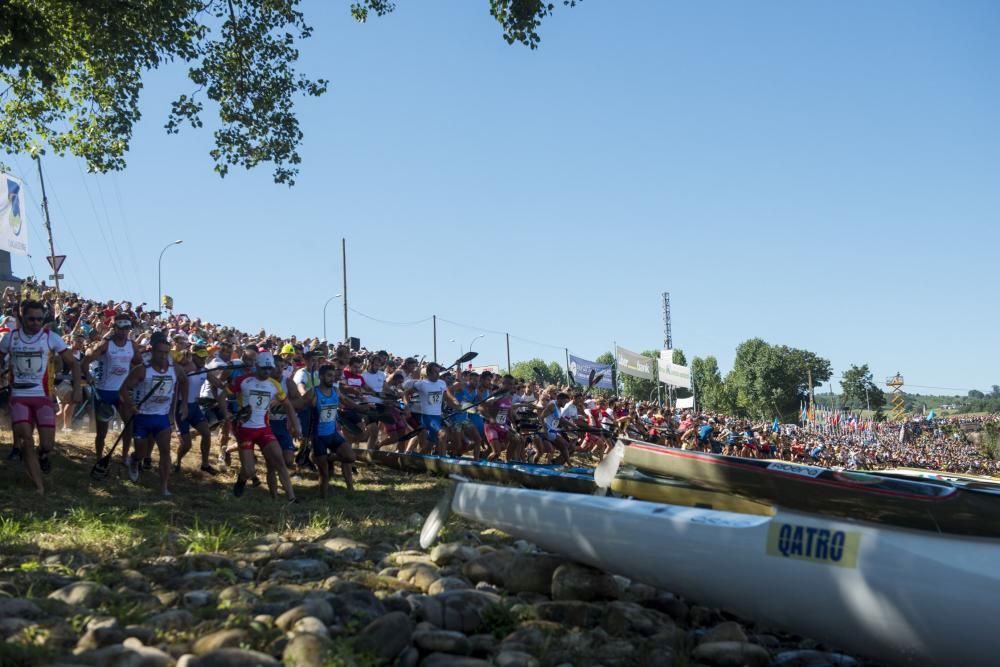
{"left": 172, "top": 463, "right": 181, "bottom": 475}
{"left": 250, "top": 476, "right": 261, "bottom": 487}
{"left": 127, "top": 456, "right": 140, "bottom": 482}
{"left": 6, "top": 446, "right": 21, "bottom": 462}
{"left": 142, "top": 457, "right": 152, "bottom": 471}
{"left": 200, "top": 464, "right": 218, "bottom": 475}
{"left": 38, "top": 449, "right": 52, "bottom": 474}
{"left": 233, "top": 477, "right": 246, "bottom": 497}
{"left": 287, "top": 497, "right": 299, "bottom": 505}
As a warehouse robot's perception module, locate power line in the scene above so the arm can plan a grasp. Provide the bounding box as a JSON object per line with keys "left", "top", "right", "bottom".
{"left": 93, "top": 172, "right": 142, "bottom": 300}
{"left": 348, "top": 307, "right": 433, "bottom": 327}
{"left": 72, "top": 159, "right": 129, "bottom": 291}
{"left": 110, "top": 174, "right": 146, "bottom": 303}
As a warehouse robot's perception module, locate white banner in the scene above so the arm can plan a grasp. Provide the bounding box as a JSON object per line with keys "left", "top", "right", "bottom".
{"left": 0, "top": 173, "right": 28, "bottom": 256}
{"left": 468, "top": 364, "right": 501, "bottom": 374}
{"left": 657, "top": 357, "right": 692, "bottom": 389}
{"left": 676, "top": 396, "right": 695, "bottom": 409}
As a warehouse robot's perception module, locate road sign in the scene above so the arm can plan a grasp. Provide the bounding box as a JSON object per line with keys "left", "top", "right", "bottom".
{"left": 46, "top": 255, "right": 66, "bottom": 272}
{"left": 49, "top": 273, "right": 64, "bottom": 280}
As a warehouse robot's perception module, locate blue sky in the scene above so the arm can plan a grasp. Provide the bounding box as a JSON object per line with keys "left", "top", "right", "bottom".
{"left": 3, "top": 0, "right": 998, "bottom": 393}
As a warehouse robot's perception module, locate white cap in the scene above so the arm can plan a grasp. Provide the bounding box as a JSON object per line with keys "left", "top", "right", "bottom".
{"left": 256, "top": 351, "right": 276, "bottom": 369}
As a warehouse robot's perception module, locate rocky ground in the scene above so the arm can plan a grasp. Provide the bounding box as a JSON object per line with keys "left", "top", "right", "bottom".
{"left": 0, "top": 434, "right": 870, "bottom": 667}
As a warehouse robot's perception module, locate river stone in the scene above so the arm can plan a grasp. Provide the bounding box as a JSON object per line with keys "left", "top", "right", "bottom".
{"left": 427, "top": 577, "right": 470, "bottom": 596}
{"left": 0, "top": 617, "right": 34, "bottom": 638}
{"left": 125, "top": 625, "right": 156, "bottom": 645}
{"left": 420, "top": 655, "right": 492, "bottom": 667}
{"left": 76, "top": 638, "right": 174, "bottom": 667}
{"left": 641, "top": 595, "right": 689, "bottom": 623}
{"left": 263, "top": 558, "right": 329, "bottom": 581}
{"left": 503, "top": 553, "right": 563, "bottom": 595}
{"left": 147, "top": 609, "right": 195, "bottom": 631}
{"left": 0, "top": 598, "right": 43, "bottom": 619}
{"left": 430, "top": 543, "right": 480, "bottom": 566}
{"left": 74, "top": 625, "right": 126, "bottom": 651}
{"left": 317, "top": 537, "right": 368, "bottom": 561}
{"left": 385, "top": 550, "right": 434, "bottom": 566}
{"left": 181, "top": 648, "right": 281, "bottom": 667}
{"left": 601, "top": 601, "right": 674, "bottom": 637}
{"left": 414, "top": 629, "right": 472, "bottom": 655}
{"left": 183, "top": 591, "right": 213, "bottom": 608}
{"left": 353, "top": 611, "right": 413, "bottom": 662}
{"left": 48, "top": 581, "right": 111, "bottom": 607}
{"left": 534, "top": 601, "right": 602, "bottom": 628}
{"left": 437, "top": 589, "right": 502, "bottom": 633}
{"left": 283, "top": 633, "right": 333, "bottom": 667}
{"left": 193, "top": 629, "right": 248, "bottom": 655}
{"left": 699, "top": 621, "right": 748, "bottom": 645}
{"left": 398, "top": 563, "right": 441, "bottom": 591}
{"left": 771, "top": 650, "right": 859, "bottom": 667}
{"left": 275, "top": 600, "right": 335, "bottom": 630}
{"left": 495, "top": 651, "right": 540, "bottom": 667}
{"left": 692, "top": 641, "right": 771, "bottom": 667}
{"left": 291, "top": 616, "right": 329, "bottom": 638}
{"left": 550, "top": 563, "right": 619, "bottom": 602}
{"left": 462, "top": 549, "right": 514, "bottom": 586}
{"left": 327, "top": 581, "right": 386, "bottom": 623}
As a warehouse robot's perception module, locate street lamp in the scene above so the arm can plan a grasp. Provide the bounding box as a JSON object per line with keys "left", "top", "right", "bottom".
{"left": 157, "top": 240, "right": 183, "bottom": 313}
{"left": 468, "top": 334, "right": 485, "bottom": 353}
{"left": 323, "top": 294, "right": 343, "bottom": 341}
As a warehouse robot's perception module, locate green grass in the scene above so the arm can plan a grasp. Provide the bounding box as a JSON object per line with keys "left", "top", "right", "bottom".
{"left": 0, "top": 431, "right": 450, "bottom": 563}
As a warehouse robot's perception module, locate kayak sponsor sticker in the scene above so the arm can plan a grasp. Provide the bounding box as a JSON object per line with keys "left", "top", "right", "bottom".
{"left": 766, "top": 523, "right": 860, "bottom": 568}
{"left": 688, "top": 512, "right": 763, "bottom": 528}
{"left": 766, "top": 461, "right": 824, "bottom": 478}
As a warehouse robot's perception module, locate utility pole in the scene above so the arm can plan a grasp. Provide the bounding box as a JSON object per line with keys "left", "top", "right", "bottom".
{"left": 341, "top": 238, "right": 348, "bottom": 342}
{"left": 505, "top": 333, "right": 511, "bottom": 374}
{"left": 34, "top": 155, "right": 60, "bottom": 295}
{"left": 808, "top": 368, "right": 814, "bottom": 411}
{"left": 432, "top": 315, "right": 437, "bottom": 363}
{"left": 564, "top": 348, "right": 571, "bottom": 385}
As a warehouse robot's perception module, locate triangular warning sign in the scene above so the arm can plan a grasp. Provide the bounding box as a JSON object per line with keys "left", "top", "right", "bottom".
{"left": 47, "top": 255, "right": 66, "bottom": 272}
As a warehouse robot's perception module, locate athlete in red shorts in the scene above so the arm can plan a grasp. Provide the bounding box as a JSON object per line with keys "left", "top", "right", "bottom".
{"left": 228, "top": 351, "right": 301, "bottom": 503}
{"left": 0, "top": 300, "right": 81, "bottom": 494}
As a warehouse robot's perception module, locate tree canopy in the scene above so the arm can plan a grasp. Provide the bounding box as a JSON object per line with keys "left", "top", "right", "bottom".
{"left": 840, "top": 363, "right": 886, "bottom": 411}
{"left": 0, "top": 0, "right": 578, "bottom": 184}
{"left": 724, "top": 338, "right": 831, "bottom": 421}
{"left": 510, "top": 357, "right": 565, "bottom": 385}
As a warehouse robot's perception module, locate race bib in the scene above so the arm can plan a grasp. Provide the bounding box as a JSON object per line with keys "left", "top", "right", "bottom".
{"left": 428, "top": 391, "right": 442, "bottom": 405}
{"left": 496, "top": 411, "right": 508, "bottom": 425}
{"left": 319, "top": 406, "right": 338, "bottom": 423}
{"left": 249, "top": 390, "right": 271, "bottom": 409}
{"left": 13, "top": 351, "right": 44, "bottom": 378}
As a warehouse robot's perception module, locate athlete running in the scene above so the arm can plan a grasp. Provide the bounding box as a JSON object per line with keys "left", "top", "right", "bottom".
{"left": 540, "top": 392, "right": 574, "bottom": 465}
{"left": 118, "top": 331, "right": 187, "bottom": 495}
{"left": 83, "top": 315, "right": 143, "bottom": 464}
{"left": 403, "top": 362, "right": 458, "bottom": 455}
{"left": 229, "top": 351, "right": 301, "bottom": 503}
{"left": 0, "top": 300, "right": 81, "bottom": 493}
{"left": 301, "top": 364, "right": 364, "bottom": 495}
{"left": 173, "top": 343, "right": 219, "bottom": 475}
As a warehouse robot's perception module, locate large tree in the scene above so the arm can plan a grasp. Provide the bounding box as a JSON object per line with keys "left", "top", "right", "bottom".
{"left": 0, "top": 0, "right": 577, "bottom": 184}
{"left": 510, "top": 357, "right": 564, "bottom": 385}
{"left": 840, "top": 363, "right": 886, "bottom": 412}
{"left": 690, "top": 355, "right": 735, "bottom": 413}
{"left": 725, "top": 338, "right": 831, "bottom": 421}
{"left": 670, "top": 348, "right": 691, "bottom": 399}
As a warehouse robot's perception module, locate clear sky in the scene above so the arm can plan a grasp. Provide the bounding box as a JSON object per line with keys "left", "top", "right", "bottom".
{"left": 3, "top": 0, "right": 998, "bottom": 393}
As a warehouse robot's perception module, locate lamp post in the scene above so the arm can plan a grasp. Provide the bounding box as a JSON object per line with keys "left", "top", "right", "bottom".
{"left": 323, "top": 294, "right": 343, "bottom": 341}
{"left": 468, "top": 334, "right": 485, "bottom": 353}
{"left": 157, "top": 240, "right": 183, "bottom": 313}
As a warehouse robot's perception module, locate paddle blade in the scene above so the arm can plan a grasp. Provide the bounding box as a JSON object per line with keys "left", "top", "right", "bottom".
{"left": 457, "top": 351, "right": 478, "bottom": 366}
{"left": 594, "top": 441, "right": 625, "bottom": 488}
{"left": 591, "top": 373, "right": 605, "bottom": 388}
{"left": 588, "top": 368, "right": 596, "bottom": 388}
{"left": 420, "top": 482, "right": 457, "bottom": 549}
{"left": 90, "top": 454, "right": 112, "bottom": 481}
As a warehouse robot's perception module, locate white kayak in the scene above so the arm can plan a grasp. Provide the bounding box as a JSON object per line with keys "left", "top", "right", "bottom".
{"left": 425, "top": 479, "right": 1000, "bottom": 667}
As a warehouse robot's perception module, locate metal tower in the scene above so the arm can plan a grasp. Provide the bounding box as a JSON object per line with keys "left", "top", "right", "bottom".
{"left": 662, "top": 292, "right": 672, "bottom": 350}
{"left": 886, "top": 373, "right": 906, "bottom": 421}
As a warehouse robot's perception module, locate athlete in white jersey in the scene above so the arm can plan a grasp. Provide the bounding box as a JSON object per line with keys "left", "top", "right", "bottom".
{"left": 0, "top": 300, "right": 81, "bottom": 494}
{"left": 119, "top": 332, "right": 187, "bottom": 495}
{"left": 83, "top": 315, "right": 142, "bottom": 462}
{"left": 174, "top": 344, "right": 218, "bottom": 475}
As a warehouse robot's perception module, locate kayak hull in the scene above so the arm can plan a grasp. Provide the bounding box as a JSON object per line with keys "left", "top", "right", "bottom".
{"left": 618, "top": 441, "right": 1000, "bottom": 537}
{"left": 355, "top": 448, "right": 772, "bottom": 515}
{"left": 448, "top": 480, "right": 1000, "bottom": 667}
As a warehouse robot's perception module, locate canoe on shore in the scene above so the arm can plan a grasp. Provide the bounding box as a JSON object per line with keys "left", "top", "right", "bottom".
{"left": 598, "top": 439, "right": 1000, "bottom": 538}
{"left": 354, "top": 448, "right": 771, "bottom": 515}
{"left": 427, "top": 479, "right": 1000, "bottom": 667}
